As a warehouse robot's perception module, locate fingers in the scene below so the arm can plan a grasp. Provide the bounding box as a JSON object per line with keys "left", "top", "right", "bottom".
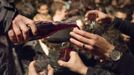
{"left": 69, "top": 51, "right": 81, "bottom": 61}
{"left": 8, "top": 29, "right": 17, "bottom": 43}
{"left": 47, "top": 65, "right": 54, "bottom": 75}
{"left": 58, "top": 51, "right": 74, "bottom": 67}
{"left": 28, "top": 61, "right": 54, "bottom": 75}
{"left": 70, "top": 31, "right": 96, "bottom": 45}
{"left": 12, "top": 21, "right": 23, "bottom": 43}
{"left": 58, "top": 60, "right": 69, "bottom": 68}
{"left": 23, "top": 17, "right": 37, "bottom": 35}
{"left": 8, "top": 15, "right": 36, "bottom": 44}
{"left": 70, "top": 28, "right": 98, "bottom": 50}
{"left": 72, "top": 28, "right": 98, "bottom": 39}
{"left": 70, "top": 38, "right": 93, "bottom": 50}
{"left": 28, "top": 61, "right": 38, "bottom": 75}
{"left": 13, "top": 17, "right": 30, "bottom": 41}
{"left": 69, "top": 51, "right": 77, "bottom": 59}
{"left": 17, "top": 20, "right": 30, "bottom": 41}
{"left": 58, "top": 51, "right": 79, "bottom": 68}
{"left": 17, "top": 15, "right": 37, "bottom": 35}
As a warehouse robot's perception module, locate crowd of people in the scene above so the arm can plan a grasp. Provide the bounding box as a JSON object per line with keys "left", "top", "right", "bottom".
{"left": 1, "top": 0, "right": 134, "bottom": 75}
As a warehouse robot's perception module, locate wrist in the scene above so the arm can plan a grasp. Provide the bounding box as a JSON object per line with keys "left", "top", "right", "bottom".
{"left": 109, "top": 15, "right": 115, "bottom": 22}
{"left": 104, "top": 45, "right": 115, "bottom": 58}
{"left": 104, "top": 46, "right": 123, "bottom": 61}
{"left": 79, "top": 66, "right": 88, "bottom": 75}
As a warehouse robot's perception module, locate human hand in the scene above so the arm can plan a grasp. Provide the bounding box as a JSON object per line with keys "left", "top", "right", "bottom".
{"left": 70, "top": 28, "right": 114, "bottom": 58}
{"left": 8, "top": 15, "right": 37, "bottom": 44}
{"left": 85, "top": 10, "right": 114, "bottom": 24}
{"left": 28, "top": 61, "right": 54, "bottom": 75}
{"left": 58, "top": 51, "right": 88, "bottom": 75}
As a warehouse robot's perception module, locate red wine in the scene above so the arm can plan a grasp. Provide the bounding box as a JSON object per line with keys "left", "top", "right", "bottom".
{"left": 30, "top": 21, "right": 78, "bottom": 41}
{"left": 87, "top": 12, "right": 111, "bottom": 24}
{"left": 59, "top": 48, "right": 74, "bottom": 62}
{"left": 87, "top": 13, "right": 98, "bottom": 21}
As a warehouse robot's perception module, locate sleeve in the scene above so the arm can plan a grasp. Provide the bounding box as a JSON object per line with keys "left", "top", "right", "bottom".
{"left": 0, "top": 0, "right": 18, "bottom": 34}
{"left": 86, "top": 51, "right": 134, "bottom": 75}
{"left": 113, "top": 18, "right": 134, "bottom": 38}
{"left": 86, "top": 67, "right": 115, "bottom": 75}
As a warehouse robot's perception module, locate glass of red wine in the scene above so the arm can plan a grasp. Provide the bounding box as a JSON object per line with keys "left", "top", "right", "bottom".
{"left": 87, "top": 12, "right": 112, "bottom": 25}
{"left": 85, "top": 12, "right": 98, "bottom": 31}
{"left": 59, "top": 48, "right": 74, "bottom": 62}
{"left": 87, "top": 13, "right": 98, "bottom": 21}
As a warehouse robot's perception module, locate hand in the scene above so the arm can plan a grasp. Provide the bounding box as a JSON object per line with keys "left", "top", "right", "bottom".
{"left": 8, "top": 15, "right": 37, "bottom": 44}
{"left": 70, "top": 28, "right": 115, "bottom": 58}
{"left": 85, "top": 10, "right": 115, "bottom": 24}
{"left": 58, "top": 51, "right": 88, "bottom": 75}
{"left": 28, "top": 61, "right": 54, "bottom": 75}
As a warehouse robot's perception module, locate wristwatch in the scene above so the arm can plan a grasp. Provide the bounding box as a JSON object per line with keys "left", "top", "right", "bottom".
{"left": 110, "top": 50, "right": 123, "bottom": 61}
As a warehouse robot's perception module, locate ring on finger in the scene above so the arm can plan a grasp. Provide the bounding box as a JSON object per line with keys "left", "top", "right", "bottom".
{"left": 82, "top": 44, "right": 86, "bottom": 49}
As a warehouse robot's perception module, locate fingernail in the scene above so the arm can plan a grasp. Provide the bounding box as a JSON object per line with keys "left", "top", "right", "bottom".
{"left": 69, "top": 38, "right": 73, "bottom": 41}
{"left": 70, "top": 32, "right": 73, "bottom": 35}
{"left": 58, "top": 60, "right": 62, "bottom": 66}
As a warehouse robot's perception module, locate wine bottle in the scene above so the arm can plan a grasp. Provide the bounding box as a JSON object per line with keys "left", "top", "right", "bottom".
{"left": 29, "top": 21, "right": 79, "bottom": 41}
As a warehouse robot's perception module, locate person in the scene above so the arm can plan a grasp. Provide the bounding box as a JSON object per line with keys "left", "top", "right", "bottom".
{"left": 56, "top": 27, "right": 134, "bottom": 75}
{"left": 28, "top": 61, "right": 54, "bottom": 75}
{"left": 57, "top": 10, "right": 134, "bottom": 75}
{"left": 33, "top": 3, "right": 52, "bottom": 22}
{"left": 51, "top": 1, "right": 68, "bottom": 22}
{"left": 0, "top": 0, "right": 37, "bottom": 75}
{"left": 15, "top": 0, "right": 36, "bottom": 18}
{"left": 85, "top": 10, "right": 134, "bottom": 54}
{"left": 58, "top": 51, "right": 89, "bottom": 75}
{"left": 85, "top": 10, "right": 134, "bottom": 38}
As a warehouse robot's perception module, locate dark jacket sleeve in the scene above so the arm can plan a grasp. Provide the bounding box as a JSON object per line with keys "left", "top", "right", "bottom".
{"left": 86, "top": 67, "right": 115, "bottom": 75}
{"left": 0, "top": 0, "right": 17, "bottom": 34}
{"left": 113, "top": 18, "right": 134, "bottom": 38}
{"left": 86, "top": 51, "right": 134, "bottom": 75}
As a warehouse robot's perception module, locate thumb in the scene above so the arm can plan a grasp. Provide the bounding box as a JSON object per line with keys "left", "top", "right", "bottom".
{"left": 28, "top": 61, "right": 38, "bottom": 75}
{"left": 47, "top": 65, "right": 54, "bottom": 75}
{"left": 58, "top": 60, "right": 69, "bottom": 68}
{"left": 96, "top": 18, "right": 102, "bottom": 23}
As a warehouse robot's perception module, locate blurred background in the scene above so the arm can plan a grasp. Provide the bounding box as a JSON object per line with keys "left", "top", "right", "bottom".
{"left": 14, "top": 0, "right": 134, "bottom": 22}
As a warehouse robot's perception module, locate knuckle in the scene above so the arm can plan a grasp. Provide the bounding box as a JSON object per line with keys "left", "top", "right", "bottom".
{"left": 81, "top": 31, "right": 85, "bottom": 36}
{"left": 71, "top": 51, "right": 77, "bottom": 54}
{"left": 88, "top": 46, "right": 93, "bottom": 50}
{"left": 8, "top": 30, "right": 14, "bottom": 37}
{"left": 71, "top": 51, "right": 78, "bottom": 56}
{"left": 84, "top": 32, "right": 89, "bottom": 36}
{"left": 23, "top": 28, "right": 29, "bottom": 33}
{"left": 78, "top": 43, "right": 82, "bottom": 47}
{"left": 15, "top": 30, "right": 21, "bottom": 36}
{"left": 28, "top": 21, "right": 34, "bottom": 25}
{"left": 94, "top": 34, "right": 99, "bottom": 40}
{"left": 90, "top": 40, "right": 96, "bottom": 45}
{"left": 12, "top": 20, "right": 16, "bottom": 24}
{"left": 78, "top": 36, "right": 82, "bottom": 40}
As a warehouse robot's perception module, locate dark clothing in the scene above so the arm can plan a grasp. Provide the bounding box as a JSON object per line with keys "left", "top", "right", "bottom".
{"left": 0, "top": 0, "right": 17, "bottom": 34}
{"left": 86, "top": 18, "right": 134, "bottom": 75}
{"left": 113, "top": 18, "right": 134, "bottom": 38}
{"left": 0, "top": 0, "right": 17, "bottom": 75}
{"left": 113, "top": 18, "right": 134, "bottom": 54}
{"left": 86, "top": 52, "right": 134, "bottom": 75}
